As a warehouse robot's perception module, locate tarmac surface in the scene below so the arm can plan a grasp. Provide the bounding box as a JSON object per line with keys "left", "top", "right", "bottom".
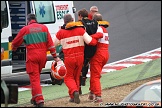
{"left": 74, "top": 1, "right": 161, "bottom": 63}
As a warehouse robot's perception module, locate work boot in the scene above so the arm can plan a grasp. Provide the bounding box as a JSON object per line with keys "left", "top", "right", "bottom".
{"left": 30, "top": 99, "right": 37, "bottom": 105}
{"left": 69, "top": 98, "right": 74, "bottom": 103}
{"left": 81, "top": 77, "right": 87, "bottom": 86}
{"left": 36, "top": 102, "right": 44, "bottom": 107}
{"left": 31, "top": 99, "right": 44, "bottom": 107}
{"left": 88, "top": 92, "right": 95, "bottom": 100}
{"left": 73, "top": 91, "right": 80, "bottom": 104}
{"left": 93, "top": 96, "right": 103, "bottom": 103}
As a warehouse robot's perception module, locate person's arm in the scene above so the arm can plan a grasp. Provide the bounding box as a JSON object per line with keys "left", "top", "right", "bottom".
{"left": 90, "top": 26, "right": 103, "bottom": 39}
{"left": 11, "top": 28, "right": 26, "bottom": 51}
{"left": 52, "top": 33, "right": 61, "bottom": 47}
{"left": 83, "top": 32, "right": 103, "bottom": 46}
{"left": 52, "top": 33, "right": 62, "bottom": 62}
{"left": 46, "top": 29, "right": 61, "bottom": 62}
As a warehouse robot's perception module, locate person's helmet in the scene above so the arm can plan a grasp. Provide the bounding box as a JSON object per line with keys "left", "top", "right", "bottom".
{"left": 51, "top": 60, "right": 67, "bottom": 80}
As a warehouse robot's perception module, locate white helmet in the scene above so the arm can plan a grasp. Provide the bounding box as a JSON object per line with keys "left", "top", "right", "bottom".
{"left": 51, "top": 60, "right": 67, "bottom": 80}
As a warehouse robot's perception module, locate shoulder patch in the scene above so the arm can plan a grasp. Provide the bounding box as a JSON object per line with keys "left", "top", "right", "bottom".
{"left": 65, "top": 21, "right": 84, "bottom": 29}
{"left": 98, "top": 21, "right": 110, "bottom": 28}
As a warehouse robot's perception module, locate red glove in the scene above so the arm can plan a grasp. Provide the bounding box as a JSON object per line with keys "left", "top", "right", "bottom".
{"left": 11, "top": 45, "right": 17, "bottom": 51}
{"left": 91, "top": 32, "right": 103, "bottom": 40}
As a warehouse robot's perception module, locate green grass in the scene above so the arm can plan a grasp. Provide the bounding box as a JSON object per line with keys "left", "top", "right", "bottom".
{"left": 2, "top": 58, "right": 161, "bottom": 107}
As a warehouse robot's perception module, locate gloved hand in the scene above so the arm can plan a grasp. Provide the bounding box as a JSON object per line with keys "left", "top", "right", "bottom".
{"left": 91, "top": 32, "right": 103, "bottom": 40}
{"left": 11, "top": 44, "right": 17, "bottom": 51}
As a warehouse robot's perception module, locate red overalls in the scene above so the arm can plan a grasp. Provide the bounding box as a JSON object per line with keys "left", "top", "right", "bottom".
{"left": 55, "top": 22, "right": 102, "bottom": 99}
{"left": 12, "top": 20, "right": 57, "bottom": 104}
{"left": 89, "top": 26, "right": 109, "bottom": 97}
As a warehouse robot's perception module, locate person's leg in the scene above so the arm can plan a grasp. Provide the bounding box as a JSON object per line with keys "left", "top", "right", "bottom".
{"left": 29, "top": 72, "right": 44, "bottom": 104}
{"left": 73, "top": 55, "right": 83, "bottom": 104}
{"left": 26, "top": 52, "right": 46, "bottom": 107}
{"left": 64, "top": 57, "right": 78, "bottom": 99}
{"left": 89, "top": 51, "right": 109, "bottom": 103}
{"left": 81, "top": 58, "right": 90, "bottom": 86}
{"left": 90, "top": 63, "right": 102, "bottom": 96}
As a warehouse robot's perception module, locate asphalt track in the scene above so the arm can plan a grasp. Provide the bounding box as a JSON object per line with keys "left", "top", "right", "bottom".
{"left": 74, "top": 1, "right": 161, "bottom": 63}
